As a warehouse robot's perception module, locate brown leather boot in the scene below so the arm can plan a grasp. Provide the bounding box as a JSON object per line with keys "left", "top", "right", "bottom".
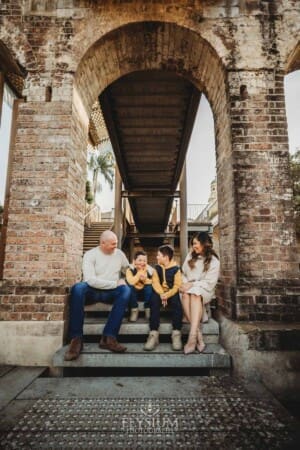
{"left": 64, "top": 337, "right": 83, "bottom": 361}
{"left": 99, "top": 336, "right": 127, "bottom": 353}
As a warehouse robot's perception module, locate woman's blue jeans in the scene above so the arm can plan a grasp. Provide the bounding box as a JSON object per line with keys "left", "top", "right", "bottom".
{"left": 68, "top": 281, "right": 131, "bottom": 339}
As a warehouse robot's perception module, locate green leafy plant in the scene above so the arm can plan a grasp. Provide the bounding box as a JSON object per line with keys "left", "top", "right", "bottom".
{"left": 88, "top": 142, "right": 115, "bottom": 201}
{"left": 85, "top": 181, "right": 94, "bottom": 204}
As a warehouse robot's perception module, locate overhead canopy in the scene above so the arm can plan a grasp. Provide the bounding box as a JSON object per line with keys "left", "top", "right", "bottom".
{"left": 100, "top": 70, "right": 200, "bottom": 233}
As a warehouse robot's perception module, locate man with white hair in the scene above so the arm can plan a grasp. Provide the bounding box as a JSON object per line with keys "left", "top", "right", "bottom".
{"left": 65, "top": 230, "right": 130, "bottom": 360}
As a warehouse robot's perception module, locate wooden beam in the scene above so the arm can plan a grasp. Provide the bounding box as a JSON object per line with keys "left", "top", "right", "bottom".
{"left": 180, "top": 162, "right": 188, "bottom": 262}
{"left": 171, "top": 89, "right": 201, "bottom": 191}
{"left": 122, "top": 190, "right": 180, "bottom": 198}
{"left": 99, "top": 91, "right": 130, "bottom": 189}
{"left": 126, "top": 232, "right": 178, "bottom": 239}
{"left": 114, "top": 166, "right": 123, "bottom": 247}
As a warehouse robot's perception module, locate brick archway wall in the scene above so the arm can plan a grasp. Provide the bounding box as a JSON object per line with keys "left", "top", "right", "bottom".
{"left": 72, "top": 21, "right": 236, "bottom": 317}
{"left": 285, "top": 41, "right": 300, "bottom": 73}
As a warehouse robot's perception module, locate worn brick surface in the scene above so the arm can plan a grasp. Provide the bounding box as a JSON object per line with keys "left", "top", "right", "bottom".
{"left": 0, "top": 0, "right": 299, "bottom": 322}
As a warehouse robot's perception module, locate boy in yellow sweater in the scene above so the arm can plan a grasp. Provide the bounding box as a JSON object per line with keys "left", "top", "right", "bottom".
{"left": 144, "top": 244, "right": 183, "bottom": 351}
{"left": 126, "top": 251, "right": 153, "bottom": 322}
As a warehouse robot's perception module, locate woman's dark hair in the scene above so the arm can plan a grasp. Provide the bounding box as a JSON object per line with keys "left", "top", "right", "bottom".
{"left": 158, "top": 244, "right": 174, "bottom": 261}
{"left": 188, "top": 232, "right": 219, "bottom": 271}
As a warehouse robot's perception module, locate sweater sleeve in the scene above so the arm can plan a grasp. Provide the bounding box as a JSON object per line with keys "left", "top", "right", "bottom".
{"left": 126, "top": 268, "right": 140, "bottom": 286}
{"left": 193, "top": 258, "right": 220, "bottom": 293}
{"left": 181, "top": 255, "right": 189, "bottom": 283}
{"left": 164, "top": 269, "right": 182, "bottom": 299}
{"left": 152, "top": 268, "right": 164, "bottom": 295}
{"left": 82, "top": 251, "right": 117, "bottom": 290}
{"left": 121, "top": 253, "right": 130, "bottom": 275}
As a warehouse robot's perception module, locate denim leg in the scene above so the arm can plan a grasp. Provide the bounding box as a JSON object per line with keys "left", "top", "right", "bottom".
{"left": 168, "top": 293, "right": 183, "bottom": 330}
{"left": 149, "top": 291, "right": 161, "bottom": 331}
{"left": 103, "top": 285, "right": 131, "bottom": 337}
{"left": 68, "top": 281, "right": 90, "bottom": 339}
{"left": 129, "top": 286, "right": 139, "bottom": 308}
{"left": 143, "top": 285, "right": 153, "bottom": 308}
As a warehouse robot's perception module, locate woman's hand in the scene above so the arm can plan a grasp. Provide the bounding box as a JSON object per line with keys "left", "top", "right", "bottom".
{"left": 179, "top": 282, "right": 193, "bottom": 293}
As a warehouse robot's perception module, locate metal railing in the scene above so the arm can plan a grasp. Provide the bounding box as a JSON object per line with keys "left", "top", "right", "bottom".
{"left": 84, "top": 204, "right": 102, "bottom": 227}
{"left": 187, "top": 203, "right": 208, "bottom": 221}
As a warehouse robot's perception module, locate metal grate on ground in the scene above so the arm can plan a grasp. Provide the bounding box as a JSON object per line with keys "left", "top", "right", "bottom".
{"left": 1, "top": 397, "right": 297, "bottom": 449}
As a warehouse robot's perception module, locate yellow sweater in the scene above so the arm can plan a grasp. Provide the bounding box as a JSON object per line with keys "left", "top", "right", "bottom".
{"left": 152, "top": 261, "right": 182, "bottom": 300}
{"left": 125, "top": 265, "right": 153, "bottom": 290}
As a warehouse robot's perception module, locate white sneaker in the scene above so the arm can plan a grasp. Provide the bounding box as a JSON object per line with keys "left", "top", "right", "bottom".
{"left": 144, "top": 307, "right": 151, "bottom": 320}
{"left": 171, "top": 329, "right": 182, "bottom": 351}
{"left": 129, "top": 308, "right": 139, "bottom": 322}
{"left": 144, "top": 330, "right": 159, "bottom": 351}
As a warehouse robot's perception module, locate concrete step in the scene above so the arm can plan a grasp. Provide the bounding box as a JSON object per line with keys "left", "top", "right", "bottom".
{"left": 53, "top": 343, "right": 231, "bottom": 370}
{"left": 83, "top": 318, "right": 219, "bottom": 341}
{"left": 84, "top": 301, "right": 214, "bottom": 314}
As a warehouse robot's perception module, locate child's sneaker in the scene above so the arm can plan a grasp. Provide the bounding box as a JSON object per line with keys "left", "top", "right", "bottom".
{"left": 144, "top": 331, "right": 159, "bottom": 351}
{"left": 144, "top": 307, "right": 151, "bottom": 320}
{"left": 171, "top": 329, "right": 182, "bottom": 351}
{"left": 129, "top": 308, "right": 139, "bottom": 322}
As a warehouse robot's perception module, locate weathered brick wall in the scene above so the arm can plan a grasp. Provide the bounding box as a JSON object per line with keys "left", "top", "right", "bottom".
{"left": 227, "top": 68, "right": 299, "bottom": 321}
{"left": 0, "top": 0, "right": 299, "bottom": 326}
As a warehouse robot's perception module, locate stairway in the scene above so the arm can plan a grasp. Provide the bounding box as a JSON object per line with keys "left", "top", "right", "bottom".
{"left": 53, "top": 303, "right": 231, "bottom": 375}
{"left": 83, "top": 222, "right": 113, "bottom": 253}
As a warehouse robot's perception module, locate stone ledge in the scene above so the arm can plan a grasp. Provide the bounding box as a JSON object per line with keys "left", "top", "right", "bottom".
{"left": 239, "top": 322, "right": 300, "bottom": 351}
{"left": 0, "top": 321, "right": 64, "bottom": 366}
{"left": 217, "top": 312, "right": 300, "bottom": 402}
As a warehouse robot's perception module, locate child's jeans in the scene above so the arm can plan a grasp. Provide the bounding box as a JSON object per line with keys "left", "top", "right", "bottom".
{"left": 149, "top": 292, "right": 183, "bottom": 331}
{"left": 129, "top": 284, "right": 153, "bottom": 309}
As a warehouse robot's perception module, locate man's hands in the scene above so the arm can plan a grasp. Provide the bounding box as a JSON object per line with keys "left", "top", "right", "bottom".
{"left": 117, "top": 279, "right": 126, "bottom": 286}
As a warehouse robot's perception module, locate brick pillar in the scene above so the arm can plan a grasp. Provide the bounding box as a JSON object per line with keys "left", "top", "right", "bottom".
{"left": 0, "top": 78, "right": 89, "bottom": 364}
{"left": 228, "top": 69, "right": 299, "bottom": 321}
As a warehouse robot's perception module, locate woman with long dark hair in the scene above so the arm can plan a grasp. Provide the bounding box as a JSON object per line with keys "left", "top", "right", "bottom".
{"left": 180, "top": 232, "right": 220, "bottom": 354}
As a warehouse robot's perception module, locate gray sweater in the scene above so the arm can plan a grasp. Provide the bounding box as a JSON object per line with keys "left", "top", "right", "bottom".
{"left": 82, "top": 247, "right": 129, "bottom": 290}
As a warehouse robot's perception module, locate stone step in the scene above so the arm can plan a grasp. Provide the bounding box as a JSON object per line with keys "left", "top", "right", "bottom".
{"left": 83, "top": 318, "right": 219, "bottom": 341}
{"left": 84, "top": 301, "right": 214, "bottom": 314}
{"left": 53, "top": 343, "right": 231, "bottom": 370}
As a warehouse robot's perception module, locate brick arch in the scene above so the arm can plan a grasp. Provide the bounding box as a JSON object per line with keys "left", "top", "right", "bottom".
{"left": 75, "top": 21, "right": 226, "bottom": 119}
{"left": 0, "top": 20, "right": 36, "bottom": 74}
{"left": 70, "top": 3, "right": 230, "bottom": 71}
{"left": 285, "top": 41, "right": 300, "bottom": 73}
{"left": 73, "top": 20, "right": 237, "bottom": 290}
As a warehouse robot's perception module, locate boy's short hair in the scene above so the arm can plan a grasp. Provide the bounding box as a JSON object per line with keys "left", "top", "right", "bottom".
{"left": 158, "top": 244, "right": 174, "bottom": 261}
{"left": 134, "top": 250, "right": 147, "bottom": 259}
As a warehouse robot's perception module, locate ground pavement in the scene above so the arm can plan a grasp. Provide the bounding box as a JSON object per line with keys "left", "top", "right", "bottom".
{"left": 0, "top": 366, "right": 299, "bottom": 449}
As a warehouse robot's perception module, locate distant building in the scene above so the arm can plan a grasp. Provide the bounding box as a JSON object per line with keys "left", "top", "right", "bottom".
{"left": 195, "top": 178, "right": 219, "bottom": 255}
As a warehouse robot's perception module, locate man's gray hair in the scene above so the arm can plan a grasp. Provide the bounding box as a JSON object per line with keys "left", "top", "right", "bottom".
{"left": 100, "top": 230, "right": 117, "bottom": 243}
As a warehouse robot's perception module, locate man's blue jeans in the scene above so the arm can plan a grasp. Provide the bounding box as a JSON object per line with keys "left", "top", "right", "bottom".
{"left": 68, "top": 282, "right": 131, "bottom": 339}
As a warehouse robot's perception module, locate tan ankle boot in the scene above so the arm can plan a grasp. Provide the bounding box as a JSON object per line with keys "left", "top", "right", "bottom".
{"left": 144, "top": 330, "right": 159, "bottom": 351}
{"left": 129, "top": 308, "right": 139, "bottom": 322}
{"left": 184, "top": 334, "right": 197, "bottom": 355}
{"left": 171, "top": 329, "right": 182, "bottom": 351}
